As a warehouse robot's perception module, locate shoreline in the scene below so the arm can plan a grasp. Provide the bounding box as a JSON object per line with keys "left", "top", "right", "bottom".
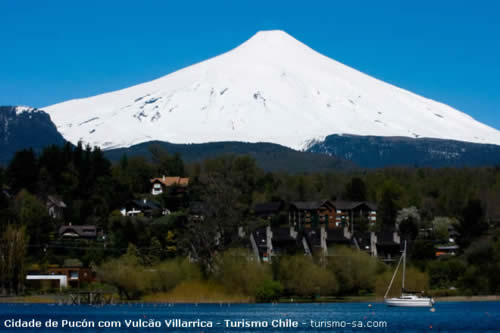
{"left": 434, "top": 295, "right": 500, "bottom": 302}
{"left": 1, "top": 295, "right": 499, "bottom": 304}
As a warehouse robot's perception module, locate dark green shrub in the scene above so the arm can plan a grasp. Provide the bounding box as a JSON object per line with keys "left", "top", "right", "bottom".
{"left": 254, "top": 280, "right": 283, "bottom": 302}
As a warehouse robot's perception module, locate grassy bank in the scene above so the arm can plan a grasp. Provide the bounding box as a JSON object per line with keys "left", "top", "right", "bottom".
{"left": 434, "top": 295, "right": 500, "bottom": 302}
{"left": 278, "top": 295, "right": 377, "bottom": 303}
{"left": 0, "top": 295, "right": 63, "bottom": 303}
{"left": 141, "top": 280, "right": 252, "bottom": 303}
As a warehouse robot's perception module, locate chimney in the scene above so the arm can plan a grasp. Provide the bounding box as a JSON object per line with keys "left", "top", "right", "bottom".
{"left": 162, "top": 175, "right": 165, "bottom": 181}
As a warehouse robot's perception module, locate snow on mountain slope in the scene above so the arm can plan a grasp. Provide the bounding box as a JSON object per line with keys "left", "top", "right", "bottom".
{"left": 43, "top": 30, "right": 500, "bottom": 150}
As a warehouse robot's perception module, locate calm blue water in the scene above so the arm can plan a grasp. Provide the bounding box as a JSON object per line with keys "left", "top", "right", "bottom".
{"left": 0, "top": 302, "right": 499, "bottom": 332}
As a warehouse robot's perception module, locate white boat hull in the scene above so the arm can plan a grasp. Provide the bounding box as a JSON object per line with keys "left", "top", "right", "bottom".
{"left": 383, "top": 242, "right": 436, "bottom": 308}
{"left": 384, "top": 297, "right": 434, "bottom": 307}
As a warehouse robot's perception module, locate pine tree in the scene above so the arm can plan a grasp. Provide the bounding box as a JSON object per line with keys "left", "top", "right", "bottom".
{"left": 148, "top": 237, "right": 163, "bottom": 264}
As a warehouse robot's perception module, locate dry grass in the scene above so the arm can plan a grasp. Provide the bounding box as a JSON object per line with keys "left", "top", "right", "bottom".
{"left": 142, "top": 280, "right": 253, "bottom": 303}
{"left": 375, "top": 267, "right": 429, "bottom": 298}
{"left": 0, "top": 295, "right": 61, "bottom": 303}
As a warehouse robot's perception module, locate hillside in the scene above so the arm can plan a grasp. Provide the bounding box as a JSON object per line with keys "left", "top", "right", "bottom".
{"left": 307, "top": 134, "right": 500, "bottom": 168}
{"left": 0, "top": 106, "right": 66, "bottom": 164}
{"left": 104, "top": 141, "right": 356, "bottom": 173}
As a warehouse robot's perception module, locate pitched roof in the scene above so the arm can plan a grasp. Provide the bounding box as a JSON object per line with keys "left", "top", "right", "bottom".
{"left": 333, "top": 200, "right": 377, "bottom": 211}
{"left": 254, "top": 201, "right": 283, "bottom": 216}
{"left": 59, "top": 225, "right": 96, "bottom": 238}
{"left": 291, "top": 200, "right": 332, "bottom": 210}
{"left": 63, "top": 258, "right": 83, "bottom": 268}
{"left": 47, "top": 195, "right": 66, "bottom": 208}
{"left": 435, "top": 245, "right": 459, "bottom": 251}
{"left": 333, "top": 200, "right": 359, "bottom": 210}
{"left": 150, "top": 176, "right": 189, "bottom": 187}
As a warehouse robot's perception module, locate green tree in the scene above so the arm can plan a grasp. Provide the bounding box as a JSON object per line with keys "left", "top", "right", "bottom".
{"left": 213, "top": 248, "right": 270, "bottom": 296}
{"left": 181, "top": 156, "right": 254, "bottom": 275}
{"left": 149, "top": 258, "right": 201, "bottom": 293}
{"left": 96, "top": 244, "right": 149, "bottom": 299}
{"left": 458, "top": 266, "right": 489, "bottom": 295}
{"left": 376, "top": 267, "right": 429, "bottom": 297}
{"left": 327, "top": 246, "right": 379, "bottom": 295}
{"left": 278, "top": 255, "right": 337, "bottom": 298}
{"left": 410, "top": 240, "right": 435, "bottom": 261}
{"left": 7, "top": 149, "right": 38, "bottom": 193}
{"left": 396, "top": 207, "right": 421, "bottom": 240}
{"left": 148, "top": 237, "right": 163, "bottom": 264}
{"left": 427, "top": 258, "right": 466, "bottom": 289}
{"left": 432, "top": 217, "right": 457, "bottom": 244}
{"left": 377, "top": 181, "right": 403, "bottom": 229}
{"left": 15, "top": 190, "right": 53, "bottom": 249}
{"left": 112, "top": 156, "right": 155, "bottom": 194}
{"left": 254, "top": 279, "right": 283, "bottom": 302}
{"left": 150, "top": 146, "right": 185, "bottom": 177}
{"left": 457, "top": 199, "right": 488, "bottom": 249}
{"left": 0, "top": 225, "right": 28, "bottom": 295}
{"left": 344, "top": 177, "right": 367, "bottom": 201}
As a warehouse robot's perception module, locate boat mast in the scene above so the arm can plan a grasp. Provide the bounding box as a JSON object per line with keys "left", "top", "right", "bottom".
{"left": 384, "top": 249, "right": 404, "bottom": 299}
{"left": 402, "top": 240, "right": 407, "bottom": 293}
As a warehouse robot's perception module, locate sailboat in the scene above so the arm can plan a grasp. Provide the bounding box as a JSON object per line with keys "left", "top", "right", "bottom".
{"left": 384, "top": 241, "right": 435, "bottom": 307}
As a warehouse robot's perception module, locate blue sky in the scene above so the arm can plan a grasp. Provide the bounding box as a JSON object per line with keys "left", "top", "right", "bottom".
{"left": 1, "top": 0, "right": 499, "bottom": 129}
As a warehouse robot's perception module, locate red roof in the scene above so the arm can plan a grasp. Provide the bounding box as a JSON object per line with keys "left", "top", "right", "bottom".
{"left": 150, "top": 176, "right": 189, "bottom": 187}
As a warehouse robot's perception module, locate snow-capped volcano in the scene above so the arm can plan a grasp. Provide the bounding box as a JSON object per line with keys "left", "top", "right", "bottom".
{"left": 43, "top": 30, "right": 500, "bottom": 150}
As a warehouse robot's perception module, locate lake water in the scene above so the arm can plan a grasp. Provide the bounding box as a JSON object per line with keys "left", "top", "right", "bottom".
{"left": 0, "top": 302, "right": 499, "bottom": 332}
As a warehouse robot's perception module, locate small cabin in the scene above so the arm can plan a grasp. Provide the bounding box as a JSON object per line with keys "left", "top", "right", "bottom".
{"left": 46, "top": 195, "right": 67, "bottom": 219}
{"left": 150, "top": 176, "right": 189, "bottom": 195}
{"left": 120, "top": 199, "right": 166, "bottom": 217}
{"left": 58, "top": 225, "right": 97, "bottom": 239}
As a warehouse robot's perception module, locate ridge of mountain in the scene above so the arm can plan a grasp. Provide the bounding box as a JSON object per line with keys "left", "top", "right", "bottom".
{"left": 0, "top": 106, "right": 67, "bottom": 164}
{"left": 103, "top": 140, "right": 356, "bottom": 173}
{"left": 307, "top": 134, "right": 500, "bottom": 168}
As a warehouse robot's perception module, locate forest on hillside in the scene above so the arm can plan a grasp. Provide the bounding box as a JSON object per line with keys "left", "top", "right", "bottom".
{"left": 1, "top": 142, "right": 500, "bottom": 300}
